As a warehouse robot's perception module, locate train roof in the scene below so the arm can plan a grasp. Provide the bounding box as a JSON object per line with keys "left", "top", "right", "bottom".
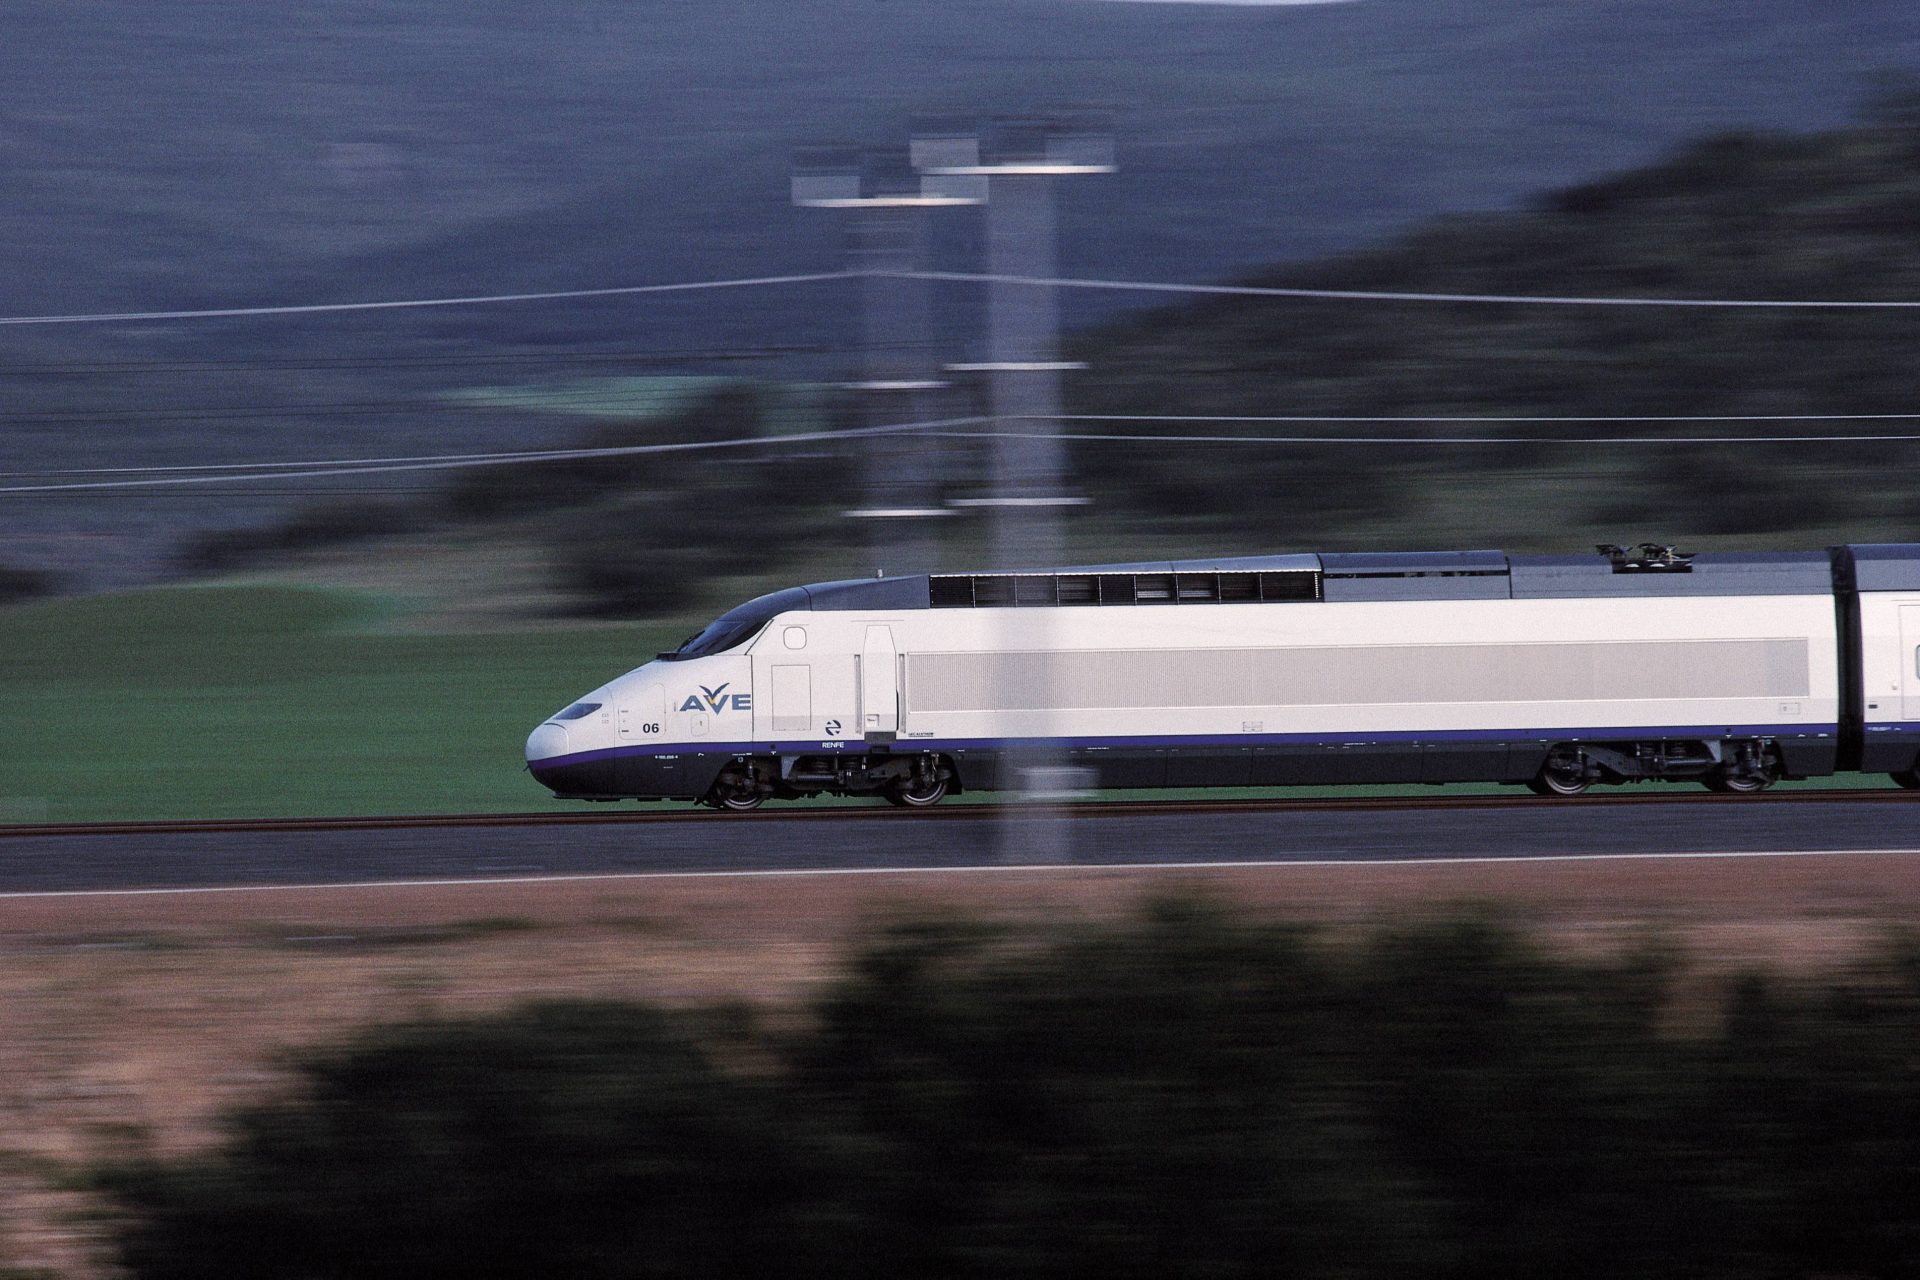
{"left": 791, "top": 544, "right": 1920, "bottom": 610}
{"left": 1846, "top": 543, "right": 1920, "bottom": 591}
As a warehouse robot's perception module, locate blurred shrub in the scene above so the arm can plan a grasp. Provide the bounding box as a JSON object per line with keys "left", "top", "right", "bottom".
{"left": 165, "top": 384, "right": 867, "bottom": 618}
{"left": 93, "top": 1002, "right": 846, "bottom": 1280}
{"left": 554, "top": 493, "right": 748, "bottom": 617}
{"left": 0, "top": 564, "right": 58, "bottom": 606}
{"left": 91, "top": 905, "right": 1920, "bottom": 1279}
{"left": 440, "top": 385, "right": 764, "bottom": 521}
{"left": 549, "top": 423, "right": 859, "bottom": 619}
{"left": 177, "top": 500, "right": 425, "bottom": 574}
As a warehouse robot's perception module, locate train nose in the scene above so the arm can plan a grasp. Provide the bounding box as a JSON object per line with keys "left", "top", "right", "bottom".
{"left": 526, "top": 722, "right": 625, "bottom": 799}
{"left": 526, "top": 723, "right": 569, "bottom": 784}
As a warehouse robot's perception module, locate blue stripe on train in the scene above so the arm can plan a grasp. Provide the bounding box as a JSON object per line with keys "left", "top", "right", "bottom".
{"left": 529, "top": 722, "right": 1863, "bottom": 770}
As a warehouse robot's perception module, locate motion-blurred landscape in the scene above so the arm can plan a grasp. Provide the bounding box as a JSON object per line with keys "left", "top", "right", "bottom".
{"left": 4, "top": 0, "right": 1920, "bottom": 600}
{"left": 4, "top": 0, "right": 1914, "bottom": 823}
{"left": 9, "top": 5, "right": 1920, "bottom": 1277}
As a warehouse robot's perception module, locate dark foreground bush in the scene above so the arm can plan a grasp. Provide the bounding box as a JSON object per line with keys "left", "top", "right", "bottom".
{"left": 94, "top": 1002, "right": 843, "bottom": 1280}
{"left": 93, "top": 906, "right": 1920, "bottom": 1279}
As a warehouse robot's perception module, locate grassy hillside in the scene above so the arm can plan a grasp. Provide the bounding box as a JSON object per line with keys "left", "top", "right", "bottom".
{"left": 1063, "top": 116, "right": 1920, "bottom": 553}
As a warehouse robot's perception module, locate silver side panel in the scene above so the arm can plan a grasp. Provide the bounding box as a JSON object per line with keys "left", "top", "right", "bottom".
{"left": 906, "top": 638, "right": 1810, "bottom": 714}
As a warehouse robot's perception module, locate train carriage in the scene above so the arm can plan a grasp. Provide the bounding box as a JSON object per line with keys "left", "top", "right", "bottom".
{"left": 525, "top": 543, "right": 1920, "bottom": 809}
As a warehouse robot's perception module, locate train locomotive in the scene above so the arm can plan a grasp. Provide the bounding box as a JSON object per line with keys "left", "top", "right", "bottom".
{"left": 524, "top": 543, "right": 1920, "bottom": 809}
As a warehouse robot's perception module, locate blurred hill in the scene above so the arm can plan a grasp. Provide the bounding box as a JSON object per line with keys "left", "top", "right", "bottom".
{"left": 1066, "top": 107, "right": 1920, "bottom": 554}
{"left": 187, "top": 105, "right": 1920, "bottom": 619}
{"left": 4, "top": 0, "right": 1909, "bottom": 322}
{"left": 1, "top": 0, "right": 1916, "bottom": 587}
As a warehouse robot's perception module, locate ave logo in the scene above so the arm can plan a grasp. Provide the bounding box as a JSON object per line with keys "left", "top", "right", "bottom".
{"left": 680, "top": 683, "right": 752, "bottom": 714}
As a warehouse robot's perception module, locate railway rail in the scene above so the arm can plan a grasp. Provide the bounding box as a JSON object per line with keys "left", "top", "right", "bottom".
{"left": 3, "top": 787, "right": 1911, "bottom": 840}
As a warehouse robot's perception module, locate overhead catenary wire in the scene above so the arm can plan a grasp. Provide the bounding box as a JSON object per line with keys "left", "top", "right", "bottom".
{"left": 25, "top": 401, "right": 1920, "bottom": 432}
{"left": 0, "top": 345, "right": 842, "bottom": 375}
{"left": 12, "top": 408, "right": 1920, "bottom": 484}
{"left": 932, "top": 427, "right": 1920, "bottom": 446}
{"left": 0, "top": 443, "right": 762, "bottom": 478}
{"left": 0, "top": 338, "right": 957, "bottom": 376}
{"left": 0, "top": 385, "right": 832, "bottom": 427}
{"left": 0, "top": 417, "right": 986, "bottom": 494}
{"left": 0, "top": 271, "right": 856, "bottom": 328}
{"left": 1046, "top": 412, "right": 1920, "bottom": 424}
{"left": 892, "top": 269, "right": 1920, "bottom": 310}
{"left": 5, "top": 264, "right": 1920, "bottom": 329}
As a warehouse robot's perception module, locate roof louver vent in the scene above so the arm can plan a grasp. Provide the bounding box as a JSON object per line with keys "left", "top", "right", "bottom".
{"left": 1597, "top": 543, "right": 1695, "bottom": 573}
{"left": 927, "top": 569, "right": 1322, "bottom": 607}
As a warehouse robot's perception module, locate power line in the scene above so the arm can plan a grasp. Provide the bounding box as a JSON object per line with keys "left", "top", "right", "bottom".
{"left": 0, "top": 416, "right": 983, "bottom": 494}
{"left": 0, "top": 435, "right": 856, "bottom": 477}
{"left": 0, "top": 271, "right": 855, "bottom": 328}
{"left": 0, "top": 447, "right": 685, "bottom": 478}
{"left": 933, "top": 428, "right": 1920, "bottom": 446}
{"left": 1049, "top": 412, "right": 1920, "bottom": 424}
{"left": 0, "top": 383, "right": 840, "bottom": 426}
{"left": 0, "top": 345, "right": 841, "bottom": 375}
{"left": 6, "top": 262, "right": 1920, "bottom": 330}
{"left": 896, "top": 269, "right": 1920, "bottom": 310}
{"left": 14, "top": 407, "right": 1915, "bottom": 481}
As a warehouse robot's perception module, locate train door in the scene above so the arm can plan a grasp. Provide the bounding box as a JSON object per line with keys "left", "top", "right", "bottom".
{"left": 760, "top": 623, "right": 856, "bottom": 745}
{"left": 1901, "top": 607, "right": 1920, "bottom": 720}
{"left": 861, "top": 625, "right": 899, "bottom": 741}
{"left": 769, "top": 664, "right": 812, "bottom": 739}
{"left": 617, "top": 684, "right": 665, "bottom": 742}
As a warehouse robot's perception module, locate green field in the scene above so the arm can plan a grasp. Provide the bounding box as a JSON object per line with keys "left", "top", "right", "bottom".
{"left": 0, "top": 586, "right": 679, "bottom": 822}
{"left": 0, "top": 585, "right": 1892, "bottom": 825}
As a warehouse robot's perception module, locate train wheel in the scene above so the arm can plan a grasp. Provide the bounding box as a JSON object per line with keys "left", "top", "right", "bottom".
{"left": 1704, "top": 746, "right": 1777, "bottom": 794}
{"left": 704, "top": 770, "right": 766, "bottom": 811}
{"left": 1892, "top": 767, "right": 1920, "bottom": 791}
{"left": 1526, "top": 748, "right": 1589, "bottom": 797}
{"left": 885, "top": 775, "right": 949, "bottom": 809}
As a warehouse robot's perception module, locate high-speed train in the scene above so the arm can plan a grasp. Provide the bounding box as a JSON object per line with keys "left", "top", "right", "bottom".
{"left": 525, "top": 543, "right": 1920, "bottom": 809}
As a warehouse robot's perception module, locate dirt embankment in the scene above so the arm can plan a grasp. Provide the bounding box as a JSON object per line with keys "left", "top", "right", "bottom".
{"left": 5, "top": 854, "right": 1920, "bottom": 1275}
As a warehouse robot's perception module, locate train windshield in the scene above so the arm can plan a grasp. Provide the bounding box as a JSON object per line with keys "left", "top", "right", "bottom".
{"left": 657, "top": 588, "right": 809, "bottom": 661}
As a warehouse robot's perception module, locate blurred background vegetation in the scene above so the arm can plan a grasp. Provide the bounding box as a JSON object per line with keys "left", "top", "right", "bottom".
{"left": 117, "top": 101, "right": 1920, "bottom": 626}
{"left": 87, "top": 903, "right": 1920, "bottom": 1279}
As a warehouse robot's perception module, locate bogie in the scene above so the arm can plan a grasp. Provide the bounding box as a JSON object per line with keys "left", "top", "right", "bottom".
{"left": 702, "top": 761, "right": 769, "bottom": 811}
{"left": 708, "top": 753, "right": 954, "bottom": 812}
{"left": 1527, "top": 747, "right": 1591, "bottom": 797}
{"left": 1701, "top": 743, "right": 1779, "bottom": 794}
{"left": 884, "top": 760, "right": 952, "bottom": 808}
{"left": 1527, "top": 739, "right": 1781, "bottom": 795}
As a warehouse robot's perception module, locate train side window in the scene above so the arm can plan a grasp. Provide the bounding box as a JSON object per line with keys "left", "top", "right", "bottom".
{"left": 1134, "top": 574, "right": 1174, "bottom": 602}
{"left": 784, "top": 627, "right": 807, "bottom": 650}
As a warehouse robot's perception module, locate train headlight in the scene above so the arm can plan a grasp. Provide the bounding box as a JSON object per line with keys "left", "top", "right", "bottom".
{"left": 526, "top": 724, "right": 569, "bottom": 763}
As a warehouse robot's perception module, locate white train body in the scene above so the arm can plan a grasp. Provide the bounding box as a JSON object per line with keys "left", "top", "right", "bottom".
{"left": 526, "top": 546, "right": 1920, "bottom": 807}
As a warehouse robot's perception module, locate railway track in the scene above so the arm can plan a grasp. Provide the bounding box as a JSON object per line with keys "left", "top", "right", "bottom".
{"left": 4, "top": 787, "right": 1912, "bottom": 840}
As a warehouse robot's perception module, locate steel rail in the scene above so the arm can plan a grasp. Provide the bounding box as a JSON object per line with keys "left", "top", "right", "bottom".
{"left": 1, "top": 788, "right": 1910, "bottom": 840}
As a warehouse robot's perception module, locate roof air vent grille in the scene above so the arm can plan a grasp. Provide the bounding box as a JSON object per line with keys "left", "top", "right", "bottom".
{"left": 1597, "top": 543, "right": 1695, "bottom": 573}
